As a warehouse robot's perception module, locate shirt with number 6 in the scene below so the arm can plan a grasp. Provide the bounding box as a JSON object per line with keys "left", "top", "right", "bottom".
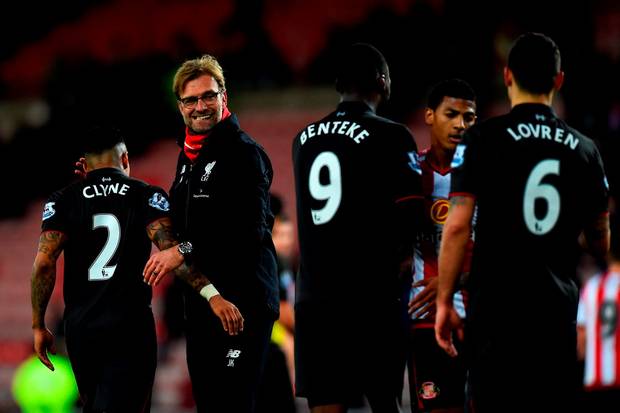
{"left": 450, "top": 103, "right": 608, "bottom": 333}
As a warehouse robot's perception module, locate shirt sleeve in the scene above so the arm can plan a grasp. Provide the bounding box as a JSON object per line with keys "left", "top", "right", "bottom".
{"left": 585, "top": 143, "right": 609, "bottom": 219}
{"left": 143, "top": 186, "right": 172, "bottom": 226}
{"left": 390, "top": 124, "right": 423, "bottom": 203}
{"left": 450, "top": 125, "right": 483, "bottom": 198}
{"left": 386, "top": 125, "right": 424, "bottom": 242}
{"left": 41, "top": 190, "right": 69, "bottom": 233}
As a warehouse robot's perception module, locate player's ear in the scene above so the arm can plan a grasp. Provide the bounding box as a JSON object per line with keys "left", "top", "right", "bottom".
{"left": 121, "top": 151, "right": 129, "bottom": 171}
{"left": 503, "top": 67, "right": 513, "bottom": 87}
{"left": 377, "top": 74, "right": 387, "bottom": 94}
{"left": 424, "top": 107, "right": 434, "bottom": 126}
{"left": 553, "top": 71, "right": 564, "bottom": 91}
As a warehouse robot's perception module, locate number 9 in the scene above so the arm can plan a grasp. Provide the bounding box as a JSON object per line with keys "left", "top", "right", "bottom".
{"left": 309, "top": 152, "right": 342, "bottom": 225}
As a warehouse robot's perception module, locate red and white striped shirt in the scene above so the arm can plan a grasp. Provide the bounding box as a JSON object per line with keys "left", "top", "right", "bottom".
{"left": 578, "top": 270, "right": 620, "bottom": 390}
{"left": 409, "top": 150, "right": 474, "bottom": 324}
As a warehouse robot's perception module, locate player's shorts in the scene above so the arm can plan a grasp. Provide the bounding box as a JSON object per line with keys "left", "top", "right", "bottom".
{"left": 408, "top": 325, "right": 466, "bottom": 412}
{"left": 295, "top": 301, "right": 406, "bottom": 408}
{"left": 466, "top": 321, "right": 579, "bottom": 412}
{"left": 64, "top": 313, "right": 157, "bottom": 413}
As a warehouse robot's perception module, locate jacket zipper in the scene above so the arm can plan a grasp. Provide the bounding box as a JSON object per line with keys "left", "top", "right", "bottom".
{"left": 184, "top": 163, "right": 193, "bottom": 233}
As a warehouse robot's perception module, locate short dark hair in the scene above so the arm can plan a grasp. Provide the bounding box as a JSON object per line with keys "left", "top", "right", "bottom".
{"left": 427, "top": 78, "right": 476, "bottom": 110}
{"left": 508, "top": 32, "right": 561, "bottom": 95}
{"left": 82, "top": 125, "right": 125, "bottom": 155}
{"left": 335, "top": 43, "right": 388, "bottom": 95}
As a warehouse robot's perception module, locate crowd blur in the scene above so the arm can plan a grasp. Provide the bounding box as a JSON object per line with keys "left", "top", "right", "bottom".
{"left": 0, "top": 0, "right": 618, "bottom": 219}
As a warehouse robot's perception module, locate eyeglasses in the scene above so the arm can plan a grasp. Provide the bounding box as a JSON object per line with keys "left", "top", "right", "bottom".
{"left": 178, "top": 90, "right": 222, "bottom": 109}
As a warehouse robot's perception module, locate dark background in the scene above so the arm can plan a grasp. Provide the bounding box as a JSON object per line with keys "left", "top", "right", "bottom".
{"left": 0, "top": 0, "right": 618, "bottom": 218}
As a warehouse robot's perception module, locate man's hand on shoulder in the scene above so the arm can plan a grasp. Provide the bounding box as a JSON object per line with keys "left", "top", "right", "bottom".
{"left": 74, "top": 157, "right": 87, "bottom": 179}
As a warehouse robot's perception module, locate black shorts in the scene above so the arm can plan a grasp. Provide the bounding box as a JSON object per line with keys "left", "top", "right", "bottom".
{"left": 467, "top": 325, "right": 579, "bottom": 412}
{"left": 185, "top": 306, "right": 274, "bottom": 413}
{"left": 408, "top": 326, "right": 466, "bottom": 412}
{"left": 295, "top": 301, "right": 406, "bottom": 408}
{"left": 64, "top": 314, "right": 157, "bottom": 413}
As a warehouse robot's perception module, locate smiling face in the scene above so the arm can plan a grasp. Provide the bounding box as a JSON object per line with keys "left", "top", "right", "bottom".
{"left": 178, "top": 74, "right": 225, "bottom": 134}
{"left": 425, "top": 96, "right": 476, "bottom": 153}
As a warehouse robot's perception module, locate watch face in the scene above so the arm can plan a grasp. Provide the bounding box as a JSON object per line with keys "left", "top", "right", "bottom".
{"left": 179, "top": 242, "right": 192, "bottom": 255}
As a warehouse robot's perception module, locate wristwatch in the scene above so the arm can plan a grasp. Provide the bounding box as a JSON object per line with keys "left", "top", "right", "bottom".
{"left": 177, "top": 241, "right": 193, "bottom": 259}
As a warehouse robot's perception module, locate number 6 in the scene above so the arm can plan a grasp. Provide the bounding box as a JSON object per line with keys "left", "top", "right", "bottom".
{"left": 523, "top": 159, "right": 560, "bottom": 235}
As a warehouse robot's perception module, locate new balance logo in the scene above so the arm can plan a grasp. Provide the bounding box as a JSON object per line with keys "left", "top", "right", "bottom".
{"left": 226, "top": 349, "right": 241, "bottom": 367}
{"left": 227, "top": 349, "right": 241, "bottom": 358}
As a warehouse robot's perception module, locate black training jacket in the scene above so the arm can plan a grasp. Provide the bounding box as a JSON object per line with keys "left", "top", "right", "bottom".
{"left": 170, "top": 114, "right": 279, "bottom": 321}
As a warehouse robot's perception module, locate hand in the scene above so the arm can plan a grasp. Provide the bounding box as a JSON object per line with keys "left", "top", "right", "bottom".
{"left": 208, "top": 295, "right": 244, "bottom": 336}
{"left": 408, "top": 277, "right": 438, "bottom": 318}
{"left": 33, "top": 327, "right": 56, "bottom": 371}
{"left": 434, "top": 302, "right": 464, "bottom": 357}
{"left": 74, "top": 157, "right": 87, "bottom": 179}
{"left": 143, "top": 246, "right": 184, "bottom": 286}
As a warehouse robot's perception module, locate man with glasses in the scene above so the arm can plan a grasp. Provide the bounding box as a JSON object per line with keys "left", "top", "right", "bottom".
{"left": 144, "top": 54, "right": 279, "bottom": 412}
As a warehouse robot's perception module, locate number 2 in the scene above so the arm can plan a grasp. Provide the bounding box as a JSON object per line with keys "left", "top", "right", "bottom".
{"left": 523, "top": 159, "right": 560, "bottom": 235}
{"left": 309, "top": 152, "right": 342, "bottom": 225}
{"left": 89, "top": 213, "right": 121, "bottom": 280}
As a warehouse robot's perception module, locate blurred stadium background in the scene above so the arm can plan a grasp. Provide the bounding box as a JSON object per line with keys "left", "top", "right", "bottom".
{"left": 0, "top": 0, "right": 618, "bottom": 411}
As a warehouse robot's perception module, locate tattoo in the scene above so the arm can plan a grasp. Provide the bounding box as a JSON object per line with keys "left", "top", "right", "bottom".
{"left": 147, "top": 218, "right": 178, "bottom": 250}
{"left": 173, "top": 263, "right": 209, "bottom": 292}
{"left": 38, "top": 231, "right": 64, "bottom": 259}
{"left": 450, "top": 196, "right": 468, "bottom": 207}
{"left": 32, "top": 232, "right": 64, "bottom": 329}
{"left": 146, "top": 218, "right": 210, "bottom": 293}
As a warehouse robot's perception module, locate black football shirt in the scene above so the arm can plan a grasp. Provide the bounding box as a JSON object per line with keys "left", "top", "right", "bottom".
{"left": 41, "top": 168, "right": 171, "bottom": 330}
{"left": 293, "top": 101, "right": 423, "bottom": 305}
{"left": 451, "top": 103, "right": 608, "bottom": 328}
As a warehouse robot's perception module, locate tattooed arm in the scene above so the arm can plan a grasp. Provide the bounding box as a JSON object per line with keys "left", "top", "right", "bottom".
{"left": 31, "top": 230, "right": 67, "bottom": 370}
{"left": 143, "top": 217, "right": 184, "bottom": 286}
{"left": 143, "top": 217, "right": 244, "bottom": 335}
{"left": 435, "top": 195, "right": 475, "bottom": 357}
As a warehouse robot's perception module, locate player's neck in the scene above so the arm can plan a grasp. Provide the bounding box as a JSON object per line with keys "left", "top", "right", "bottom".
{"left": 85, "top": 160, "right": 126, "bottom": 175}
{"left": 509, "top": 87, "right": 554, "bottom": 108}
{"left": 427, "top": 144, "right": 453, "bottom": 172}
{"left": 340, "top": 93, "right": 380, "bottom": 113}
{"left": 608, "top": 261, "right": 620, "bottom": 273}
